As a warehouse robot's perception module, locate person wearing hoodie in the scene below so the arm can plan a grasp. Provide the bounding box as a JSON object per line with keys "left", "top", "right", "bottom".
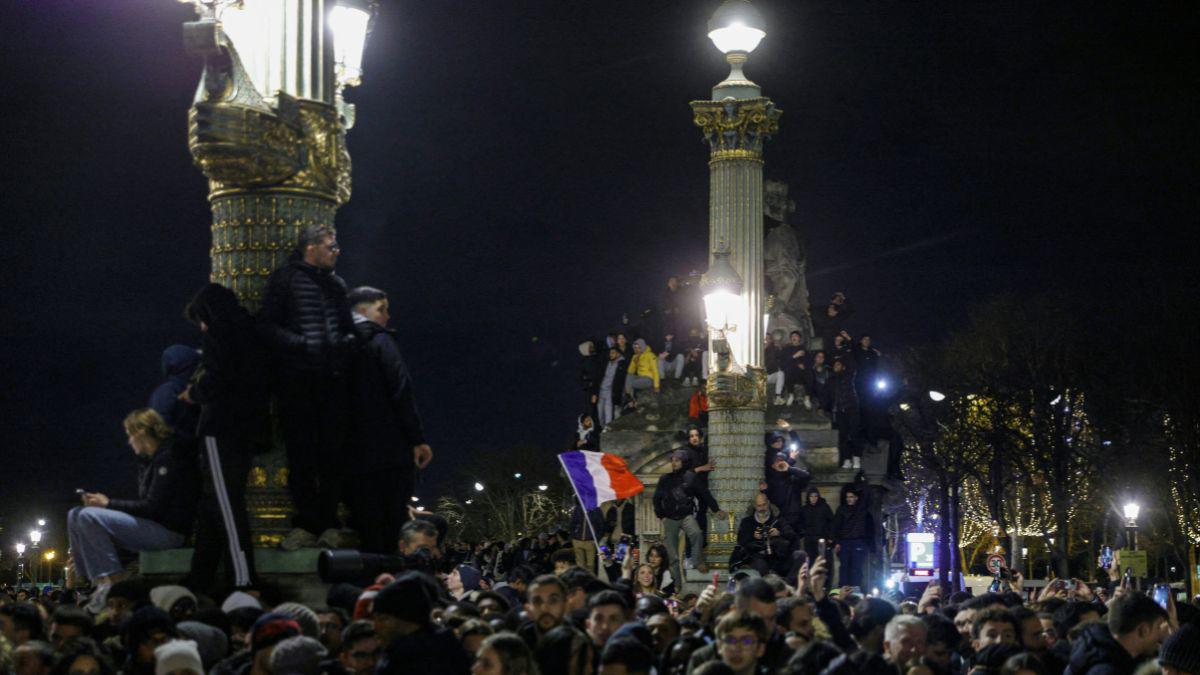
{"left": 569, "top": 504, "right": 607, "bottom": 573}
{"left": 181, "top": 283, "right": 270, "bottom": 594}
{"left": 578, "top": 339, "right": 604, "bottom": 421}
{"left": 70, "top": 409, "right": 199, "bottom": 613}
{"left": 597, "top": 346, "right": 628, "bottom": 428}
{"left": 653, "top": 450, "right": 727, "bottom": 581}
{"left": 1065, "top": 593, "right": 1168, "bottom": 675}
{"left": 573, "top": 414, "right": 599, "bottom": 450}
{"left": 799, "top": 489, "right": 834, "bottom": 564}
{"left": 257, "top": 225, "right": 357, "bottom": 549}
{"left": 374, "top": 572, "right": 471, "bottom": 675}
{"left": 733, "top": 493, "right": 794, "bottom": 576}
{"left": 343, "top": 286, "right": 433, "bottom": 554}
{"left": 763, "top": 450, "right": 810, "bottom": 553}
{"left": 831, "top": 486, "right": 874, "bottom": 588}
{"left": 624, "top": 338, "right": 661, "bottom": 408}
{"left": 147, "top": 345, "right": 201, "bottom": 441}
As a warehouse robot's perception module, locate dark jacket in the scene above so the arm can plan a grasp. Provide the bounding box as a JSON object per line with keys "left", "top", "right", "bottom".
{"left": 579, "top": 344, "right": 604, "bottom": 397}
{"left": 736, "top": 504, "right": 794, "bottom": 555}
{"left": 764, "top": 463, "right": 811, "bottom": 526}
{"left": 800, "top": 489, "right": 834, "bottom": 540}
{"left": 599, "top": 355, "right": 628, "bottom": 399}
{"left": 345, "top": 318, "right": 426, "bottom": 472}
{"left": 148, "top": 345, "right": 200, "bottom": 438}
{"left": 1065, "top": 622, "right": 1138, "bottom": 675}
{"left": 257, "top": 260, "right": 356, "bottom": 374}
{"left": 604, "top": 499, "right": 636, "bottom": 538}
{"left": 377, "top": 627, "right": 471, "bottom": 675}
{"left": 107, "top": 436, "right": 199, "bottom": 535}
{"left": 831, "top": 370, "right": 858, "bottom": 412}
{"left": 186, "top": 284, "right": 270, "bottom": 441}
{"left": 653, "top": 466, "right": 719, "bottom": 520}
{"left": 764, "top": 343, "right": 785, "bottom": 373}
{"left": 569, "top": 505, "right": 607, "bottom": 542}
{"left": 831, "top": 494, "right": 874, "bottom": 545}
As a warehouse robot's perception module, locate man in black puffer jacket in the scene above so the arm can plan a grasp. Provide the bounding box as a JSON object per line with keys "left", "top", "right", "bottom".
{"left": 653, "top": 450, "right": 726, "bottom": 582}
{"left": 258, "top": 225, "right": 357, "bottom": 547}
{"left": 343, "top": 286, "right": 433, "bottom": 554}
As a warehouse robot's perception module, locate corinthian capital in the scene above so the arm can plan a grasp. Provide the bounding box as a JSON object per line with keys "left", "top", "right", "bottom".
{"left": 691, "top": 98, "right": 782, "bottom": 162}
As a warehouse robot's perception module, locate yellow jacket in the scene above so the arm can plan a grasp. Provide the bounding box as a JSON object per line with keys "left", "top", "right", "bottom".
{"left": 628, "top": 350, "right": 660, "bottom": 388}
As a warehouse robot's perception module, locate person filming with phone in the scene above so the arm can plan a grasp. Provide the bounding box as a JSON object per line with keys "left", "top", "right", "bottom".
{"left": 68, "top": 408, "right": 199, "bottom": 613}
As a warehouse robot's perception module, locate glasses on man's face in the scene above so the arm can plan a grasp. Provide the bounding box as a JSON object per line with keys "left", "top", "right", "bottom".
{"left": 721, "top": 635, "right": 758, "bottom": 648}
{"left": 324, "top": 241, "right": 341, "bottom": 252}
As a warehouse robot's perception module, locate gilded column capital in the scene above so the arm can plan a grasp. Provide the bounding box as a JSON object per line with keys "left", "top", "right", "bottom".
{"left": 707, "top": 366, "right": 768, "bottom": 410}
{"left": 691, "top": 98, "right": 781, "bottom": 162}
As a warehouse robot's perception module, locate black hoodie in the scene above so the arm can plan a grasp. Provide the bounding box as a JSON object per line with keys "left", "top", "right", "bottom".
{"left": 800, "top": 489, "right": 834, "bottom": 540}
{"left": 831, "top": 490, "right": 874, "bottom": 544}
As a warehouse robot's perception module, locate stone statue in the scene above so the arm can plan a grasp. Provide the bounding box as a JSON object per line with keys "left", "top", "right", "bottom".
{"left": 763, "top": 180, "right": 814, "bottom": 341}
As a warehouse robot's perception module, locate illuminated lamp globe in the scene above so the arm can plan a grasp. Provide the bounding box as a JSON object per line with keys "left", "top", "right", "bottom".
{"left": 1123, "top": 502, "right": 1140, "bottom": 525}
{"left": 707, "top": 0, "right": 766, "bottom": 54}
{"left": 700, "top": 250, "right": 744, "bottom": 333}
{"left": 928, "top": 390, "right": 946, "bottom": 402}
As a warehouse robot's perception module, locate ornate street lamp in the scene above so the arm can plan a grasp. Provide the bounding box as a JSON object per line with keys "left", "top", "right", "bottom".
{"left": 928, "top": 390, "right": 946, "bottom": 402}
{"left": 690, "top": 0, "right": 780, "bottom": 573}
{"left": 177, "top": 0, "right": 379, "bottom": 545}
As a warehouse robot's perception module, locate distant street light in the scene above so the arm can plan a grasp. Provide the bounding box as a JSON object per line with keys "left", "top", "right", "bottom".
{"left": 928, "top": 390, "right": 946, "bottom": 402}
{"left": 29, "top": 530, "right": 41, "bottom": 544}
{"left": 15, "top": 543, "right": 25, "bottom": 556}
{"left": 44, "top": 550, "right": 56, "bottom": 562}
{"left": 474, "top": 482, "right": 485, "bottom": 492}
{"left": 537, "top": 484, "right": 548, "bottom": 492}
{"left": 37, "top": 519, "right": 46, "bottom": 527}
{"left": 514, "top": 473, "right": 522, "bottom": 479}
{"left": 1123, "top": 502, "right": 1140, "bottom": 527}
{"left": 465, "top": 499, "right": 474, "bottom": 505}
{"left": 410, "top": 496, "right": 419, "bottom": 502}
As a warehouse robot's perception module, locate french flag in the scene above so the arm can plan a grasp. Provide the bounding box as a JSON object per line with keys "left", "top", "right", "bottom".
{"left": 558, "top": 450, "right": 645, "bottom": 511}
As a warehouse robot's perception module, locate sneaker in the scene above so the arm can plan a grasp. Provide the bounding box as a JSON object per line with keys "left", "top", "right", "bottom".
{"left": 773, "top": 396, "right": 785, "bottom": 406}
{"left": 786, "top": 393, "right": 795, "bottom": 407}
{"left": 852, "top": 456, "right": 861, "bottom": 469}
{"left": 85, "top": 582, "right": 112, "bottom": 615}
{"left": 803, "top": 396, "right": 813, "bottom": 411}
{"left": 841, "top": 460, "right": 853, "bottom": 469}
{"left": 279, "top": 528, "right": 319, "bottom": 551}
{"left": 683, "top": 558, "right": 694, "bottom": 570}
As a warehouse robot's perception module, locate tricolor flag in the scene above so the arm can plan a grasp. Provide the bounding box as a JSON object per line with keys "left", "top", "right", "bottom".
{"left": 558, "top": 450, "right": 645, "bottom": 511}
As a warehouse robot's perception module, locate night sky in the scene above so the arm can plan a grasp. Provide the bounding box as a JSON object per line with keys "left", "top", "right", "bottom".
{"left": 0, "top": 1, "right": 1195, "bottom": 549}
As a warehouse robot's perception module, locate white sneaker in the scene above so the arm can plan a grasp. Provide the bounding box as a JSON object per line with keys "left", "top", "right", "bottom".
{"left": 803, "top": 396, "right": 813, "bottom": 411}
{"left": 773, "top": 396, "right": 785, "bottom": 405}
{"left": 852, "top": 456, "right": 861, "bottom": 469}
{"left": 786, "top": 393, "right": 795, "bottom": 406}
{"left": 841, "top": 460, "right": 853, "bottom": 469}
{"left": 683, "top": 558, "right": 694, "bottom": 570}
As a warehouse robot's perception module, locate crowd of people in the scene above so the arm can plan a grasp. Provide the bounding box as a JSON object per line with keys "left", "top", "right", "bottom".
{"left": 4, "top": 517, "right": 1197, "bottom": 675}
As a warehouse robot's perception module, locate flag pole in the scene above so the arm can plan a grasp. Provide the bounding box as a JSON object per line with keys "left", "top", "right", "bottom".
{"left": 558, "top": 453, "right": 606, "bottom": 562}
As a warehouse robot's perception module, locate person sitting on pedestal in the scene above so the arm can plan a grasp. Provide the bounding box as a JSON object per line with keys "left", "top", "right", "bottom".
{"left": 70, "top": 409, "right": 198, "bottom": 613}
{"left": 732, "top": 492, "right": 794, "bottom": 577}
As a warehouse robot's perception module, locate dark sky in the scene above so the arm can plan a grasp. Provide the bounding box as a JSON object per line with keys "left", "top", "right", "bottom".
{"left": 0, "top": 1, "right": 1195, "bottom": 546}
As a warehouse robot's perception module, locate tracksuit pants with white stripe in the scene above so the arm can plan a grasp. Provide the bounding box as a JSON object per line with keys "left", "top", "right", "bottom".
{"left": 188, "top": 435, "right": 257, "bottom": 591}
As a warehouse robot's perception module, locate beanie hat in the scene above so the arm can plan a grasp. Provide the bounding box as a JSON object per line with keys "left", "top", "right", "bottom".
{"left": 176, "top": 621, "right": 229, "bottom": 670}
{"left": 372, "top": 572, "right": 434, "bottom": 628}
{"left": 268, "top": 636, "right": 327, "bottom": 675}
{"left": 1159, "top": 623, "right": 1200, "bottom": 673}
{"left": 154, "top": 639, "right": 203, "bottom": 675}
{"left": 150, "top": 585, "right": 197, "bottom": 614}
{"left": 221, "top": 591, "right": 263, "bottom": 614}
{"left": 273, "top": 602, "right": 320, "bottom": 638}
{"left": 671, "top": 449, "right": 690, "bottom": 462}
{"left": 456, "top": 565, "right": 483, "bottom": 594}
{"left": 250, "top": 613, "right": 302, "bottom": 653}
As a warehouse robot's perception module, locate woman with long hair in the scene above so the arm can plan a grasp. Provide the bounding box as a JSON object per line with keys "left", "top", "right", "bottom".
{"left": 646, "top": 544, "right": 676, "bottom": 596}
{"left": 634, "top": 564, "right": 661, "bottom": 597}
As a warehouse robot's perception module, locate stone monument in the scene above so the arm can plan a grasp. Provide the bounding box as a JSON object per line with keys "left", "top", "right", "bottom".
{"left": 763, "top": 180, "right": 814, "bottom": 342}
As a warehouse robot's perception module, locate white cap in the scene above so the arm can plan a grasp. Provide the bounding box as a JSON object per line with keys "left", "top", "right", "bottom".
{"left": 155, "top": 639, "right": 203, "bottom": 675}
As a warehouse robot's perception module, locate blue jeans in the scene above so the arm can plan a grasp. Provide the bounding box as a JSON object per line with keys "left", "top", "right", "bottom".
{"left": 68, "top": 506, "right": 185, "bottom": 581}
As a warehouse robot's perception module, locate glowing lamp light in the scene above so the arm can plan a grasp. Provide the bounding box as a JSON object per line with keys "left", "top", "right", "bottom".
{"left": 415, "top": 505, "right": 425, "bottom": 511}
{"left": 1050, "top": 394, "right": 1063, "bottom": 406}
{"left": 29, "top": 530, "right": 41, "bottom": 544}
{"left": 15, "top": 543, "right": 26, "bottom": 555}
{"left": 474, "top": 482, "right": 485, "bottom": 492}
{"left": 789, "top": 443, "right": 798, "bottom": 452}
{"left": 701, "top": 250, "right": 744, "bottom": 331}
{"left": 44, "top": 551, "right": 55, "bottom": 561}
{"left": 410, "top": 496, "right": 419, "bottom": 502}
{"left": 514, "top": 473, "right": 522, "bottom": 479}
{"left": 875, "top": 378, "right": 889, "bottom": 392}
{"left": 1123, "top": 502, "right": 1140, "bottom": 525}
{"left": 329, "top": 0, "right": 373, "bottom": 87}
{"left": 37, "top": 519, "right": 46, "bottom": 527}
{"left": 899, "top": 403, "right": 911, "bottom": 411}
{"left": 928, "top": 390, "right": 946, "bottom": 402}
{"left": 707, "top": 1, "right": 766, "bottom": 54}
{"left": 465, "top": 499, "right": 474, "bottom": 505}
{"left": 537, "top": 484, "right": 549, "bottom": 491}
{"left": 885, "top": 579, "right": 896, "bottom": 590}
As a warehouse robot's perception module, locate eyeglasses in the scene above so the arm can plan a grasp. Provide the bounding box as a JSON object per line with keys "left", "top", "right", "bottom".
{"left": 720, "top": 635, "right": 758, "bottom": 648}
